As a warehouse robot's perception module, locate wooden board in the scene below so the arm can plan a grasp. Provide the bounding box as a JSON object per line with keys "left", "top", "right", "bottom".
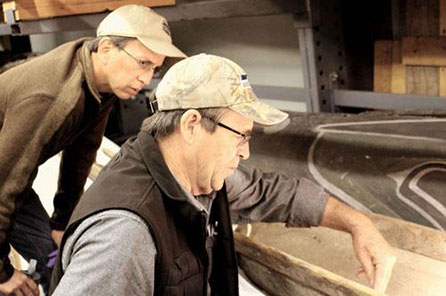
{"left": 404, "top": 0, "right": 440, "bottom": 96}
{"left": 235, "top": 222, "right": 446, "bottom": 296}
{"left": 2, "top": 0, "right": 175, "bottom": 21}
{"left": 439, "top": 67, "right": 446, "bottom": 96}
{"left": 405, "top": 0, "right": 439, "bottom": 36}
{"left": 390, "top": 40, "right": 405, "bottom": 94}
{"left": 440, "top": 0, "right": 446, "bottom": 35}
{"left": 235, "top": 232, "right": 380, "bottom": 296}
{"left": 373, "top": 40, "right": 392, "bottom": 93}
{"left": 365, "top": 213, "right": 446, "bottom": 262}
{"left": 406, "top": 66, "right": 439, "bottom": 95}
{"left": 373, "top": 40, "right": 405, "bottom": 94}
{"left": 439, "top": 0, "right": 446, "bottom": 96}
{"left": 402, "top": 37, "right": 446, "bottom": 66}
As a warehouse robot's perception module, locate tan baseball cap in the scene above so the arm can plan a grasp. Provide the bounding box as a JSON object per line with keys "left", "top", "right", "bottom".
{"left": 156, "top": 54, "right": 288, "bottom": 125}
{"left": 97, "top": 5, "right": 186, "bottom": 59}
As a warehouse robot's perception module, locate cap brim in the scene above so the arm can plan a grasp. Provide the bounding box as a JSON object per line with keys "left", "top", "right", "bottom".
{"left": 138, "top": 37, "right": 187, "bottom": 59}
{"left": 230, "top": 99, "right": 289, "bottom": 126}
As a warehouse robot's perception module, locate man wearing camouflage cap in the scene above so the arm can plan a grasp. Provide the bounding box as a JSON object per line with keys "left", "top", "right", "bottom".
{"left": 51, "top": 54, "right": 395, "bottom": 295}
{"left": 0, "top": 5, "right": 185, "bottom": 295}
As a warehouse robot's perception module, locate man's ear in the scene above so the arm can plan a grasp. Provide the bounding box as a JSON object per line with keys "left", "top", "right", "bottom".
{"left": 179, "top": 109, "right": 202, "bottom": 144}
{"left": 97, "top": 37, "right": 114, "bottom": 65}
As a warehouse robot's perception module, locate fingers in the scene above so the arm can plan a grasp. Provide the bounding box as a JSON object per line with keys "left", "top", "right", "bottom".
{"left": 355, "top": 248, "right": 376, "bottom": 287}
{"left": 0, "top": 269, "right": 40, "bottom": 296}
{"left": 373, "top": 254, "right": 397, "bottom": 293}
{"left": 12, "top": 277, "right": 39, "bottom": 296}
{"left": 25, "top": 276, "right": 40, "bottom": 296}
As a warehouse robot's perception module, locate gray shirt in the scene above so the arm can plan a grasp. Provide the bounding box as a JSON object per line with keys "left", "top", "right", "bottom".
{"left": 54, "top": 164, "right": 329, "bottom": 295}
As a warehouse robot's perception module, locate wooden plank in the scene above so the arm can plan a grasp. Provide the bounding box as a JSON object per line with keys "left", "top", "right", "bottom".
{"left": 374, "top": 40, "right": 392, "bottom": 93}
{"left": 440, "top": 68, "right": 446, "bottom": 97}
{"left": 405, "top": 0, "right": 440, "bottom": 96}
{"left": 3, "top": 0, "right": 175, "bottom": 21}
{"left": 5, "top": 0, "right": 173, "bottom": 6}
{"left": 440, "top": 0, "right": 446, "bottom": 35}
{"left": 235, "top": 232, "right": 380, "bottom": 296}
{"left": 406, "top": 66, "right": 439, "bottom": 95}
{"left": 402, "top": 37, "right": 446, "bottom": 66}
{"left": 374, "top": 40, "right": 405, "bottom": 94}
{"left": 439, "top": 1, "right": 446, "bottom": 96}
{"left": 390, "top": 40, "right": 405, "bottom": 94}
{"left": 365, "top": 213, "right": 446, "bottom": 262}
{"left": 405, "top": 0, "right": 439, "bottom": 36}
{"left": 237, "top": 223, "right": 446, "bottom": 296}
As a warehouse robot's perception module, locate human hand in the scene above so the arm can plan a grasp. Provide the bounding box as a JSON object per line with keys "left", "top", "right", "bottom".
{"left": 0, "top": 269, "right": 39, "bottom": 295}
{"left": 352, "top": 222, "right": 397, "bottom": 292}
{"left": 51, "top": 230, "right": 64, "bottom": 249}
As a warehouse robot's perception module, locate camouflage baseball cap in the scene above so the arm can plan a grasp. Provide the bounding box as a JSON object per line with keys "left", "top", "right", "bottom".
{"left": 155, "top": 54, "right": 289, "bottom": 125}
{"left": 97, "top": 5, "right": 186, "bottom": 59}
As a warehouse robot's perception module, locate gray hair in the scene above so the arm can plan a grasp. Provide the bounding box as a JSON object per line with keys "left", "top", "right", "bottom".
{"left": 86, "top": 36, "right": 135, "bottom": 52}
{"left": 141, "top": 108, "right": 226, "bottom": 139}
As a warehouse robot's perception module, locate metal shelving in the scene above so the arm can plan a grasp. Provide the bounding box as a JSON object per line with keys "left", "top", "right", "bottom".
{"left": 1, "top": 0, "right": 446, "bottom": 112}
{"left": 0, "top": 0, "right": 305, "bottom": 35}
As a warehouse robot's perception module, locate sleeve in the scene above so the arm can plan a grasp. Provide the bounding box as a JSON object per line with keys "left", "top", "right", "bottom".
{"left": 226, "top": 164, "right": 330, "bottom": 227}
{"left": 50, "top": 101, "right": 114, "bottom": 230}
{"left": 0, "top": 96, "right": 53, "bottom": 282}
{"left": 54, "top": 210, "right": 156, "bottom": 296}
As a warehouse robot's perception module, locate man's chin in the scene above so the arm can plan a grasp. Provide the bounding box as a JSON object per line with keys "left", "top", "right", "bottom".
{"left": 211, "top": 180, "right": 225, "bottom": 192}
{"left": 116, "top": 93, "right": 132, "bottom": 100}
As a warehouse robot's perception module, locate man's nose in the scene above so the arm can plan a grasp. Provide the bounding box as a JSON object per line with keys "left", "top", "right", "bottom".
{"left": 238, "top": 142, "right": 250, "bottom": 160}
{"left": 138, "top": 70, "right": 154, "bottom": 86}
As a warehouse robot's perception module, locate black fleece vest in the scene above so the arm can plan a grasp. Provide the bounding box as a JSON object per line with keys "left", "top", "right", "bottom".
{"left": 50, "top": 133, "right": 239, "bottom": 295}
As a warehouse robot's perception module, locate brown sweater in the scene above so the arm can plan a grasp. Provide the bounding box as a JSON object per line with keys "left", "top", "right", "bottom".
{"left": 0, "top": 38, "right": 116, "bottom": 281}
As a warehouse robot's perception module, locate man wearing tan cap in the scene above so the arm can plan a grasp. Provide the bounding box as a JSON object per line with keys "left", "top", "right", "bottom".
{"left": 51, "top": 54, "right": 395, "bottom": 295}
{"left": 0, "top": 5, "right": 185, "bottom": 295}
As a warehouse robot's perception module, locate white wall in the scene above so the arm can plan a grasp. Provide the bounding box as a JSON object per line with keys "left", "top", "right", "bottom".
{"left": 30, "top": 14, "right": 306, "bottom": 111}
{"left": 30, "top": 30, "right": 95, "bottom": 53}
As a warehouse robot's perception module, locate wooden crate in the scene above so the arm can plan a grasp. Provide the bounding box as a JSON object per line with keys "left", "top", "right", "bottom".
{"left": 2, "top": 0, "right": 175, "bottom": 22}
{"left": 374, "top": 36, "right": 446, "bottom": 96}
{"left": 373, "top": 0, "right": 446, "bottom": 96}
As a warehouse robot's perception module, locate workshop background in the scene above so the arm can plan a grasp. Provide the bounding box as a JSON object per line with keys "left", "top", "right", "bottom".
{"left": 1, "top": 0, "right": 446, "bottom": 295}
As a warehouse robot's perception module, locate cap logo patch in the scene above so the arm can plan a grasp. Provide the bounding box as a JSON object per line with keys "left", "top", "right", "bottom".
{"left": 240, "top": 73, "right": 250, "bottom": 88}
{"left": 162, "top": 20, "right": 171, "bottom": 36}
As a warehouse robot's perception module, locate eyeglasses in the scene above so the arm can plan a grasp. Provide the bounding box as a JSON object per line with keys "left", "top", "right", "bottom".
{"left": 203, "top": 117, "right": 252, "bottom": 147}
{"left": 120, "top": 47, "right": 158, "bottom": 73}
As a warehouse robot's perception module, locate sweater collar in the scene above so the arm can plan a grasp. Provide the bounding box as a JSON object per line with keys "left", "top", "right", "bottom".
{"left": 137, "top": 131, "right": 190, "bottom": 201}
{"left": 78, "top": 41, "right": 103, "bottom": 104}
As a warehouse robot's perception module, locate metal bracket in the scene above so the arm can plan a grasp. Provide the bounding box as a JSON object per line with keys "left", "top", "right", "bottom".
{"left": 295, "top": 0, "right": 347, "bottom": 112}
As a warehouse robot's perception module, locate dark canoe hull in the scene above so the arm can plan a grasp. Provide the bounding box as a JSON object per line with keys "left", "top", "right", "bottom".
{"left": 247, "top": 111, "right": 446, "bottom": 230}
